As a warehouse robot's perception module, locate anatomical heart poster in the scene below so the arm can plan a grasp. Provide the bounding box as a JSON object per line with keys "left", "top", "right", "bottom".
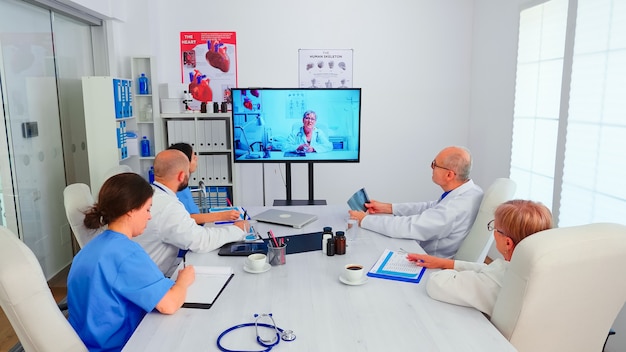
{"left": 298, "top": 49, "right": 353, "bottom": 88}
{"left": 180, "top": 31, "right": 238, "bottom": 111}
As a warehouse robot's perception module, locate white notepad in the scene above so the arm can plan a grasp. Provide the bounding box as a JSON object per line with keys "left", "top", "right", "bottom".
{"left": 172, "top": 266, "right": 234, "bottom": 309}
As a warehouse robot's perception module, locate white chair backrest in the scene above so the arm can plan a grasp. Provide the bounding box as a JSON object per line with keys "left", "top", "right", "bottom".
{"left": 454, "top": 178, "right": 516, "bottom": 262}
{"left": 491, "top": 223, "right": 626, "bottom": 352}
{"left": 63, "top": 183, "right": 102, "bottom": 248}
{"left": 0, "top": 227, "right": 87, "bottom": 352}
{"left": 102, "top": 164, "right": 133, "bottom": 181}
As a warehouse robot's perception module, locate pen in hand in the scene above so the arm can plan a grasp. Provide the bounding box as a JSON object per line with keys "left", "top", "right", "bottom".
{"left": 183, "top": 254, "right": 187, "bottom": 268}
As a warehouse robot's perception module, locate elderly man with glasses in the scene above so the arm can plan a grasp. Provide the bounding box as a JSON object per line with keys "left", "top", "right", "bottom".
{"left": 348, "top": 146, "right": 483, "bottom": 258}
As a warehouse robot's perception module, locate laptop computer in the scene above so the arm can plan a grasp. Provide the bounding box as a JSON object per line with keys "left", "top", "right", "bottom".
{"left": 252, "top": 209, "right": 318, "bottom": 228}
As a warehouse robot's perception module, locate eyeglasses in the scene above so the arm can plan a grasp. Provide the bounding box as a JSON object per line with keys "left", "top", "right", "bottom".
{"left": 303, "top": 116, "right": 316, "bottom": 121}
{"left": 431, "top": 160, "right": 456, "bottom": 174}
{"left": 487, "top": 219, "right": 508, "bottom": 236}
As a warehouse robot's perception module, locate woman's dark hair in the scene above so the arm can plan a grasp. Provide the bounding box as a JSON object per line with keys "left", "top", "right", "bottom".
{"left": 167, "top": 142, "right": 193, "bottom": 161}
{"left": 83, "top": 173, "right": 154, "bottom": 229}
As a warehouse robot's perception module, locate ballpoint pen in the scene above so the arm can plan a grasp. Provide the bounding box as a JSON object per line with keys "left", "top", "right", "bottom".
{"left": 183, "top": 254, "right": 187, "bottom": 268}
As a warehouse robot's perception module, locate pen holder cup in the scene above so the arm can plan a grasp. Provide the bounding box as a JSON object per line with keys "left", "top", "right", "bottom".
{"left": 267, "top": 243, "right": 287, "bottom": 266}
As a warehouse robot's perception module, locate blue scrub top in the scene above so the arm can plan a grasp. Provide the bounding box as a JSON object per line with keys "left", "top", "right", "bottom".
{"left": 68, "top": 230, "right": 174, "bottom": 351}
{"left": 177, "top": 186, "right": 200, "bottom": 214}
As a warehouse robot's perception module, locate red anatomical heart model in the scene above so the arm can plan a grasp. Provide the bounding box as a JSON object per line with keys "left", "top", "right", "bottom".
{"left": 243, "top": 97, "right": 253, "bottom": 110}
{"left": 205, "top": 40, "right": 230, "bottom": 73}
{"left": 188, "top": 69, "right": 213, "bottom": 102}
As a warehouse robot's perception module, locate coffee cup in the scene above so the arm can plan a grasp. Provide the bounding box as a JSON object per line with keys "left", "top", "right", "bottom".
{"left": 245, "top": 253, "right": 267, "bottom": 271}
{"left": 343, "top": 264, "right": 364, "bottom": 283}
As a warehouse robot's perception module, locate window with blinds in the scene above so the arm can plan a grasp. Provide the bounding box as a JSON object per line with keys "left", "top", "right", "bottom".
{"left": 510, "top": 0, "right": 626, "bottom": 226}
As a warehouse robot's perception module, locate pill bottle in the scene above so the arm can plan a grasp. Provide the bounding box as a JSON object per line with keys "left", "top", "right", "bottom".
{"left": 335, "top": 231, "right": 346, "bottom": 255}
{"left": 321, "top": 226, "right": 333, "bottom": 254}
{"left": 326, "top": 238, "right": 335, "bottom": 256}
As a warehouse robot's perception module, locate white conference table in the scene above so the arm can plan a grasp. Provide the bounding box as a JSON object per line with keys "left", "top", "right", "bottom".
{"left": 123, "top": 205, "right": 515, "bottom": 351}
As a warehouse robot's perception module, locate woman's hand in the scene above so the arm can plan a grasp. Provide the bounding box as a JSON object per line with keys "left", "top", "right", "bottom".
{"left": 406, "top": 253, "right": 454, "bottom": 270}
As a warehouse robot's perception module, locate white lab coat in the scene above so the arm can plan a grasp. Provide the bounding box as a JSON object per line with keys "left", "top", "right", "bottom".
{"left": 426, "top": 258, "right": 509, "bottom": 317}
{"left": 360, "top": 179, "right": 483, "bottom": 258}
{"left": 283, "top": 127, "right": 333, "bottom": 153}
{"left": 133, "top": 181, "right": 243, "bottom": 277}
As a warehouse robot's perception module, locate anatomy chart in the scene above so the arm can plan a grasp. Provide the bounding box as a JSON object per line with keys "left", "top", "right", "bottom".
{"left": 180, "top": 32, "right": 238, "bottom": 111}
{"left": 298, "top": 49, "right": 353, "bottom": 88}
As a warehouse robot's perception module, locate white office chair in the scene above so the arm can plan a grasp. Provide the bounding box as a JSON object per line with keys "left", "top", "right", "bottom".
{"left": 63, "top": 183, "right": 102, "bottom": 248}
{"left": 490, "top": 223, "right": 626, "bottom": 352}
{"left": 454, "top": 178, "right": 516, "bottom": 263}
{"left": 102, "top": 164, "right": 133, "bottom": 181}
{"left": 0, "top": 227, "right": 88, "bottom": 352}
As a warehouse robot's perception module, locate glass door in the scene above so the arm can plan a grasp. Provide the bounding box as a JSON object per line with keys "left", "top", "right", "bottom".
{"left": 0, "top": 0, "right": 98, "bottom": 278}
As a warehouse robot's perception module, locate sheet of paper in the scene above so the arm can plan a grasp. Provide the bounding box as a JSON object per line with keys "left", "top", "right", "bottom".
{"left": 369, "top": 249, "right": 424, "bottom": 280}
{"left": 174, "top": 266, "right": 233, "bottom": 306}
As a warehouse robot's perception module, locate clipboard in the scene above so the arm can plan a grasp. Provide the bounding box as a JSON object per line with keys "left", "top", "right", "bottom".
{"left": 367, "top": 249, "right": 426, "bottom": 284}
{"left": 173, "top": 266, "right": 234, "bottom": 309}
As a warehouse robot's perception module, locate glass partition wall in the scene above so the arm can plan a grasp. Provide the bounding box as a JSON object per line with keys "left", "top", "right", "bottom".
{"left": 0, "top": 0, "right": 102, "bottom": 279}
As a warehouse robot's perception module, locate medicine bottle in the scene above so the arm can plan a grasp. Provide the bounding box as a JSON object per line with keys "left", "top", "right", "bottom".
{"left": 326, "top": 238, "right": 335, "bottom": 256}
{"left": 148, "top": 166, "right": 155, "bottom": 183}
{"left": 138, "top": 73, "right": 149, "bottom": 95}
{"left": 140, "top": 136, "right": 151, "bottom": 157}
{"left": 335, "top": 231, "right": 346, "bottom": 255}
{"left": 321, "top": 226, "right": 333, "bottom": 254}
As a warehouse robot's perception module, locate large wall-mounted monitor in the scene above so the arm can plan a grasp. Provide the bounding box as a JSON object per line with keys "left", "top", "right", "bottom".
{"left": 231, "top": 88, "right": 361, "bottom": 163}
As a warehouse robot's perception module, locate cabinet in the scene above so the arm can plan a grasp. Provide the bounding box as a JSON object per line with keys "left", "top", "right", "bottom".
{"left": 161, "top": 112, "right": 236, "bottom": 209}
{"left": 130, "top": 56, "right": 163, "bottom": 179}
{"left": 81, "top": 76, "right": 134, "bottom": 195}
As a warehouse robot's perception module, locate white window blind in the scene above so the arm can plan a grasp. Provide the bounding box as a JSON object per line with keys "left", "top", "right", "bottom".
{"left": 510, "top": 0, "right": 626, "bottom": 227}
{"left": 510, "top": 0, "right": 568, "bottom": 212}
{"left": 560, "top": 0, "right": 626, "bottom": 226}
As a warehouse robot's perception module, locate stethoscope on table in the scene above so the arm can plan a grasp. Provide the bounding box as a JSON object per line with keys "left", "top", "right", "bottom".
{"left": 217, "top": 313, "right": 296, "bottom": 352}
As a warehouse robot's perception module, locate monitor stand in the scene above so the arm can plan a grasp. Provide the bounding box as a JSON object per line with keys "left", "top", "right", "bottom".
{"left": 273, "top": 162, "right": 327, "bottom": 206}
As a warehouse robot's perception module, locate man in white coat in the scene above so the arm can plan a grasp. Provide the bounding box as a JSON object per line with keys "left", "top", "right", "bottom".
{"left": 134, "top": 149, "right": 247, "bottom": 277}
{"left": 348, "top": 146, "right": 483, "bottom": 258}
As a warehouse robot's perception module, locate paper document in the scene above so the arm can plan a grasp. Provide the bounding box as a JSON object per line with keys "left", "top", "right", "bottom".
{"left": 367, "top": 249, "right": 426, "bottom": 283}
{"left": 347, "top": 188, "right": 370, "bottom": 211}
{"left": 173, "top": 266, "right": 234, "bottom": 309}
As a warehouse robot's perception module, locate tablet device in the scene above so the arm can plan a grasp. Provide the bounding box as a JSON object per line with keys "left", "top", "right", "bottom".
{"left": 218, "top": 232, "right": 323, "bottom": 256}
{"left": 218, "top": 241, "right": 268, "bottom": 256}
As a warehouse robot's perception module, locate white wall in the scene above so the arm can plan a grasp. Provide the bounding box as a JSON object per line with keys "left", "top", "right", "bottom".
{"left": 115, "top": 0, "right": 477, "bottom": 206}
{"left": 95, "top": 0, "right": 626, "bottom": 350}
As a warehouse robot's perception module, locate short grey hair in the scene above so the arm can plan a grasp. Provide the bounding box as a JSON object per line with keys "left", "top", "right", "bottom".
{"left": 442, "top": 146, "right": 472, "bottom": 181}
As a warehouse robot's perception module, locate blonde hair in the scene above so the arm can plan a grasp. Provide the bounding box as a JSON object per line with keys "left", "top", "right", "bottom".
{"left": 494, "top": 199, "right": 553, "bottom": 245}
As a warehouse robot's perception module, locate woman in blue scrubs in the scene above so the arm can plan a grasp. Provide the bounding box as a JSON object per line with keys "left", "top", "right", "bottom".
{"left": 67, "top": 173, "right": 195, "bottom": 351}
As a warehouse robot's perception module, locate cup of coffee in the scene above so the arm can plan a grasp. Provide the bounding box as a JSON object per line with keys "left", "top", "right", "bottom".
{"left": 245, "top": 253, "right": 267, "bottom": 271}
{"left": 344, "top": 264, "right": 364, "bottom": 283}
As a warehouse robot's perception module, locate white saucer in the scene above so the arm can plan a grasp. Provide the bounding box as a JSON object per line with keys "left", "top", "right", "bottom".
{"left": 339, "top": 275, "right": 368, "bottom": 286}
{"left": 243, "top": 263, "right": 271, "bottom": 274}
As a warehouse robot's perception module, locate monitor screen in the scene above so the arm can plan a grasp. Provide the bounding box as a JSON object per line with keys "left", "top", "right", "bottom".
{"left": 231, "top": 88, "right": 361, "bottom": 163}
